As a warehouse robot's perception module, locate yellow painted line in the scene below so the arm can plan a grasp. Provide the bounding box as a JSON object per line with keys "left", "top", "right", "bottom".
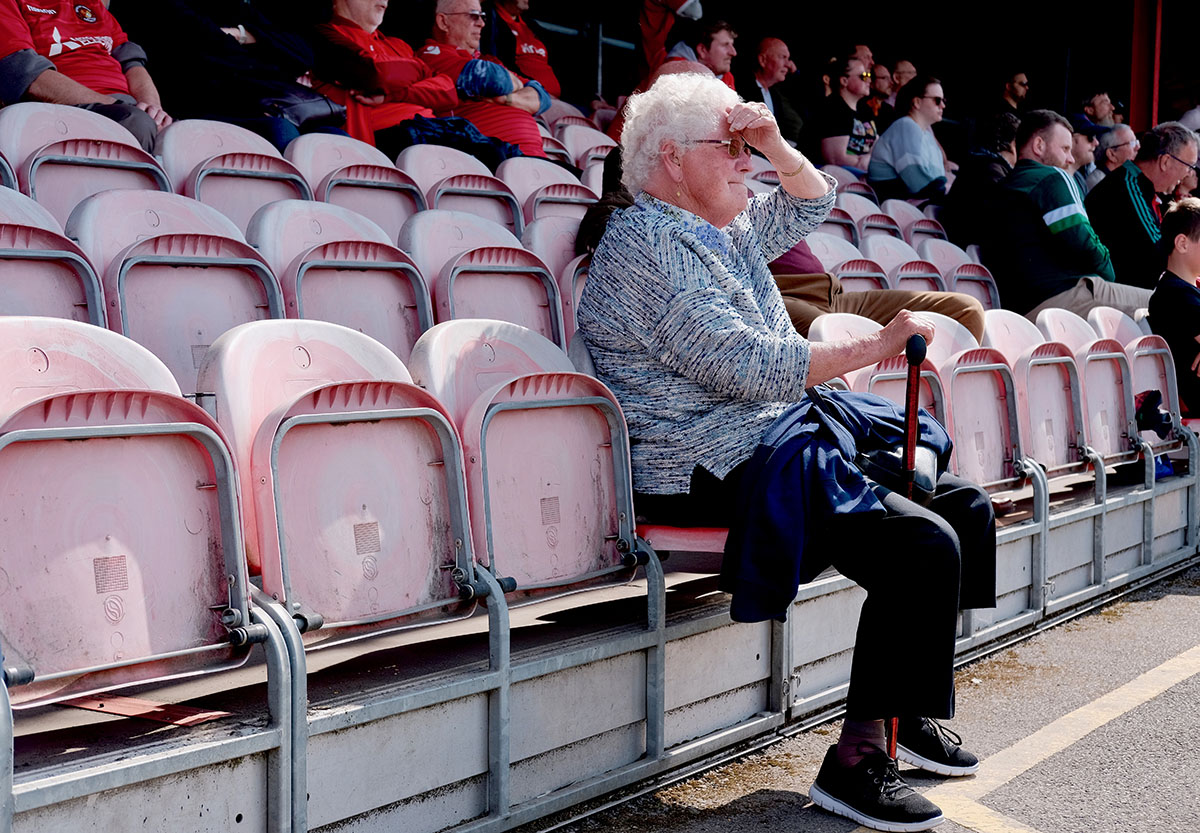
{"left": 847, "top": 797, "right": 1044, "bottom": 833}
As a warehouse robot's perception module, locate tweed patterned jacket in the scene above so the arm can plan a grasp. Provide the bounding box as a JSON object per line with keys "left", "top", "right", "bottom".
{"left": 576, "top": 178, "right": 836, "bottom": 494}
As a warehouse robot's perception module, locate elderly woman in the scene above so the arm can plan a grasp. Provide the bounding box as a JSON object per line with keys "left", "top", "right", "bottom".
{"left": 576, "top": 73, "right": 995, "bottom": 833}
{"left": 868, "top": 74, "right": 950, "bottom": 201}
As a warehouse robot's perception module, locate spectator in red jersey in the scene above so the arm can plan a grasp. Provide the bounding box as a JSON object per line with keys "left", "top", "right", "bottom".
{"left": 0, "top": 0, "right": 171, "bottom": 151}
{"left": 483, "top": 0, "right": 589, "bottom": 125}
{"left": 310, "top": 0, "right": 457, "bottom": 149}
{"left": 419, "top": 0, "right": 549, "bottom": 158}
{"left": 637, "top": 0, "right": 702, "bottom": 84}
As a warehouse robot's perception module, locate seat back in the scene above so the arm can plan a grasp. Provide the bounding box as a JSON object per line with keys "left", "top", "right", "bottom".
{"left": 1087, "top": 306, "right": 1145, "bottom": 346}
{"left": 408, "top": 319, "right": 637, "bottom": 602}
{"left": 805, "top": 231, "right": 863, "bottom": 271}
{"left": 158, "top": 119, "right": 313, "bottom": 233}
{"left": 862, "top": 236, "right": 945, "bottom": 291}
{"left": 917, "top": 237, "right": 970, "bottom": 277}
{"left": 941, "top": 346, "right": 1023, "bottom": 490}
{"left": 982, "top": 308, "right": 1044, "bottom": 362}
{"left": 0, "top": 102, "right": 170, "bottom": 226}
{"left": 557, "top": 124, "right": 618, "bottom": 168}
{"left": 816, "top": 206, "right": 860, "bottom": 245}
{"left": 247, "top": 200, "right": 432, "bottom": 361}
{"left": 400, "top": 210, "right": 566, "bottom": 348}
{"left": 820, "top": 164, "right": 861, "bottom": 187}
{"left": 496, "top": 157, "right": 597, "bottom": 224}
{"left": 0, "top": 317, "right": 254, "bottom": 707}
{"left": 0, "top": 188, "right": 104, "bottom": 324}
{"left": 67, "top": 191, "right": 283, "bottom": 394}
{"left": 197, "top": 320, "right": 477, "bottom": 646}
{"left": 836, "top": 180, "right": 878, "bottom": 203}
{"left": 396, "top": 144, "right": 521, "bottom": 234}
{"left": 921, "top": 310, "right": 980, "bottom": 368}
{"left": 285, "top": 133, "right": 424, "bottom": 241}
{"left": 522, "top": 216, "right": 582, "bottom": 343}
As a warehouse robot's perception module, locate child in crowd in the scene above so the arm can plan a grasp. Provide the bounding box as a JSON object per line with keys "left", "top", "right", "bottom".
{"left": 1148, "top": 197, "right": 1200, "bottom": 415}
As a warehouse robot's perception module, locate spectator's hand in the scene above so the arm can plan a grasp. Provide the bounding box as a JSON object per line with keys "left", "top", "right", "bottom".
{"left": 879, "top": 310, "right": 935, "bottom": 357}
{"left": 353, "top": 93, "right": 386, "bottom": 106}
{"left": 725, "top": 102, "right": 784, "bottom": 157}
{"left": 1190, "top": 349, "right": 1200, "bottom": 378}
{"left": 136, "top": 101, "right": 173, "bottom": 130}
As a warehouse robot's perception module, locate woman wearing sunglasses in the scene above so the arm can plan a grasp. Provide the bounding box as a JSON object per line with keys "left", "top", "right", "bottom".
{"left": 868, "top": 74, "right": 949, "bottom": 202}
{"left": 576, "top": 72, "right": 993, "bottom": 833}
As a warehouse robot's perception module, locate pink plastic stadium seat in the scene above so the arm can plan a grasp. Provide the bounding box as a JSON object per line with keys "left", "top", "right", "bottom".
{"left": 1036, "top": 308, "right": 1138, "bottom": 465}
{"left": 820, "top": 164, "right": 862, "bottom": 187}
{"left": 556, "top": 124, "right": 618, "bottom": 169}
{"left": 0, "top": 102, "right": 170, "bottom": 227}
{"left": 522, "top": 216, "right": 582, "bottom": 344}
{"left": 0, "top": 188, "right": 104, "bottom": 324}
{"left": 246, "top": 200, "right": 432, "bottom": 362}
{"left": 396, "top": 144, "right": 522, "bottom": 235}
{"left": 399, "top": 210, "right": 567, "bottom": 349}
{"left": 550, "top": 113, "right": 600, "bottom": 134}
{"left": 917, "top": 238, "right": 1001, "bottom": 309}
{"left": 816, "top": 206, "right": 860, "bottom": 245}
{"left": 860, "top": 236, "right": 946, "bottom": 292}
{"left": 496, "top": 156, "right": 597, "bottom": 224}
{"left": 541, "top": 134, "right": 573, "bottom": 166}
{"left": 66, "top": 190, "right": 284, "bottom": 395}
{"left": 983, "top": 309, "right": 1088, "bottom": 478}
{"left": 285, "top": 133, "right": 424, "bottom": 243}
{"left": 157, "top": 119, "right": 313, "bottom": 234}
{"left": 881, "top": 198, "right": 948, "bottom": 246}
{"left": 836, "top": 192, "right": 899, "bottom": 239}
{"left": 408, "top": 319, "right": 641, "bottom": 603}
{"left": 1088, "top": 306, "right": 1183, "bottom": 452}
{"left": 836, "top": 180, "right": 879, "bottom": 203}
{"left": 196, "top": 320, "right": 479, "bottom": 647}
{"left": 0, "top": 317, "right": 264, "bottom": 708}
{"left": 809, "top": 312, "right": 947, "bottom": 424}
{"left": 803, "top": 232, "right": 889, "bottom": 292}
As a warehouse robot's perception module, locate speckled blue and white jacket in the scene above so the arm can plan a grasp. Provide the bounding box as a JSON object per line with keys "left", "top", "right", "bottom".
{"left": 576, "top": 179, "right": 835, "bottom": 494}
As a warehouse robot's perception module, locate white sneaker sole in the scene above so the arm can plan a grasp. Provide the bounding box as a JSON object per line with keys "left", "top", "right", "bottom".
{"left": 895, "top": 744, "right": 980, "bottom": 777}
{"left": 809, "top": 782, "right": 944, "bottom": 832}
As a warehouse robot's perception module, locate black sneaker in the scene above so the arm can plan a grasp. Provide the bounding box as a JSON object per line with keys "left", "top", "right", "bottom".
{"left": 896, "top": 717, "right": 979, "bottom": 776}
{"left": 809, "top": 744, "right": 944, "bottom": 832}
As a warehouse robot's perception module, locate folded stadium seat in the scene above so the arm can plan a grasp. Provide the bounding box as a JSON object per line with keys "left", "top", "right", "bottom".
{"left": 917, "top": 238, "right": 1001, "bottom": 309}
{"left": 399, "top": 209, "right": 567, "bottom": 349}
{"left": 521, "top": 215, "right": 582, "bottom": 344}
{"left": 284, "top": 133, "right": 425, "bottom": 243}
{"left": 0, "top": 102, "right": 171, "bottom": 227}
{"left": 395, "top": 144, "right": 523, "bottom": 236}
{"left": 0, "top": 188, "right": 104, "bottom": 325}
{"left": 196, "top": 319, "right": 481, "bottom": 647}
{"left": 1036, "top": 308, "right": 1140, "bottom": 466}
{"left": 541, "top": 134, "right": 573, "bottom": 167}
{"left": 1087, "top": 306, "right": 1186, "bottom": 454}
{"left": 560, "top": 253, "right": 591, "bottom": 325}
{"left": 556, "top": 124, "right": 617, "bottom": 169}
{"left": 550, "top": 113, "right": 601, "bottom": 134}
{"left": 802, "top": 231, "right": 889, "bottom": 292}
{"left": 815, "top": 206, "right": 861, "bottom": 245}
{"left": 0, "top": 317, "right": 276, "bottom": 708}
{"left": 1133, "top": 308, "right": 1153, "bottom": 335}
{"left": 0, "top": 149, "right": 14, "bottom": 189}
{"left": 157, "top": 119, "right": 313, "bottom": 235}
{"left": 66, "top": 190, "right": 284, "bottom": 395}
{"left": 408, "top": 318, "right": 644, "bottom": 604}
{"left": 808, "top": 312, "right": 947, "bottom": 425}
{"left": 836, "top": 192, "right": 901, "bottom": 240}
{"left": 580, "top": 159, "right": 605, "bottom": 195}
{"left": 966, "top": 243, "right": 984, "bottom": 264}
{"left": 860, "top": 235, "right": 947, "bottom": 292}
{"left": 982, "top": 309, "right": 1089, "bottom": 479}
{"left": 246, "top": 200, "right": 433, "bottom": 362}
{"left": 495, "top": 156, "right": 598, "bottom": 224}
{"left": 880, "top": 198, "right": 949, "bottom": 246}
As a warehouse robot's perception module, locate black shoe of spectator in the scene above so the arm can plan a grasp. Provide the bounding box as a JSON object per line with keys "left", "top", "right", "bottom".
{"left": 809, "top": 744, "right": 944, "bottom": 832}
{"left": 896, "top": 717, "right": 980, "bottom": 776}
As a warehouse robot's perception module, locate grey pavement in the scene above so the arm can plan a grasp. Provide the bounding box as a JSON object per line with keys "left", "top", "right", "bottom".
{"left": 517, "top": 562, "right": 1200, "bottom": 833}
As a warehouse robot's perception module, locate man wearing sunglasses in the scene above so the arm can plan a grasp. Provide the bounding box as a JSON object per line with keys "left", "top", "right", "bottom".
{"left": 1086, "top": 121, "right": 1200, "bottom": 288}
{"left": 809, "top": 56, "right": 877, "bottom": 173}
{"left": 420, "top": 0, "right": 551, "bottom": 158}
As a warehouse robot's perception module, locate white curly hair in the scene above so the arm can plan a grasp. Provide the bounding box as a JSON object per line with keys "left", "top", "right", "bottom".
{"left": 620, "top": 72, "right": 743, "bottom": 194}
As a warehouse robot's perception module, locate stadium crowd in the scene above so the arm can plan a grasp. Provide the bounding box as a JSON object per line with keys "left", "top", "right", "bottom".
{"left": 3, "top": 3, "right": 1200, "bottom": 832}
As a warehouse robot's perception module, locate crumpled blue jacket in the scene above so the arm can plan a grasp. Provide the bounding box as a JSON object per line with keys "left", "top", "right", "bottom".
{"left": 719, "top": 388, "right": 952, "bottom": 623}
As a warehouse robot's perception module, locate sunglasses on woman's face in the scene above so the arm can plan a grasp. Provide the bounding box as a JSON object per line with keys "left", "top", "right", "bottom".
{"left": 692, "top": 136, "right": 750, "bottom": 158}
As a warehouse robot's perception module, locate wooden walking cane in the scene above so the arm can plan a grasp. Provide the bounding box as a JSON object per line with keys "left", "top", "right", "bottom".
{"left": 889, "top": 333, "right": 927, "bottom": 760}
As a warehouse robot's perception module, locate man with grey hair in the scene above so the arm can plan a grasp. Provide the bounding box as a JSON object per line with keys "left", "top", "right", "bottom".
{"left": 1085, "top": 123, "right": 1139, "bottom": 191}
{"left": 1087, "top": 121, "right": 1200, "bottom": 287}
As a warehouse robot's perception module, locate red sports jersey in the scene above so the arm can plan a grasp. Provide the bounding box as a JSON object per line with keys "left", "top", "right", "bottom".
{"left": 492, "top": 6, "right": 560, "bottom": 99}
{"left": 0, "top": 0, "right": 131, "bottom": 96}
{"left": 418, "top": 40, "right": 546, "bottom": 159}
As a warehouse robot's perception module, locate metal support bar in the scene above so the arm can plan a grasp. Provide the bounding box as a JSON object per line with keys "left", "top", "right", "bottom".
{"left": 479, "top": 568, "right": 511, "bottom": 820}
{"left": 251, "top": 606, "right": 294, "bottom": 833}
{"left": 1, "top": 679, "right": 12, "bottom": 833}
{"left": 642, "top": 542, "right": 667, "bottom": 760}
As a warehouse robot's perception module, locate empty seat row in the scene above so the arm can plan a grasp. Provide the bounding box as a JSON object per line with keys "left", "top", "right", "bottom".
{"left": 0, "top": 103, "right": 599, "bottom": 244}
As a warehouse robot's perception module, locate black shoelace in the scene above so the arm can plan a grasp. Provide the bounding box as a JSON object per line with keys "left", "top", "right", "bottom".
{"left": 921, "top": 717, "right": 963, "bottom": 750}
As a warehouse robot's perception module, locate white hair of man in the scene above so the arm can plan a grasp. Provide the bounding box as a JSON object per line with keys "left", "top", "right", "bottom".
{"left": 620, "top": 72, "right": 741, "bottom": 194}
{"left": 435, "top": 0, "right": 461, "bottom": 13}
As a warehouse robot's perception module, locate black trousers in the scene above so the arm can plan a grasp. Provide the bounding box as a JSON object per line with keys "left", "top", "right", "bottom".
{"left": 637, "top": 466, "right": 996, "bottom": 721}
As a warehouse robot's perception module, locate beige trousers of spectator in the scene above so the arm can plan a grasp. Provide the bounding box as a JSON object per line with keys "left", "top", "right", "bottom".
{"left": 1024, "top": 276, "right": 1153, "bottom": 323}
{"left": 774, "top": 272, "right": 986, "bottom": 342}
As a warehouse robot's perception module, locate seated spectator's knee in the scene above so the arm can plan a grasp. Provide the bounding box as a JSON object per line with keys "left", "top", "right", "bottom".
{"left": 79, "top": 102, "right": 158, "bottom": 153}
